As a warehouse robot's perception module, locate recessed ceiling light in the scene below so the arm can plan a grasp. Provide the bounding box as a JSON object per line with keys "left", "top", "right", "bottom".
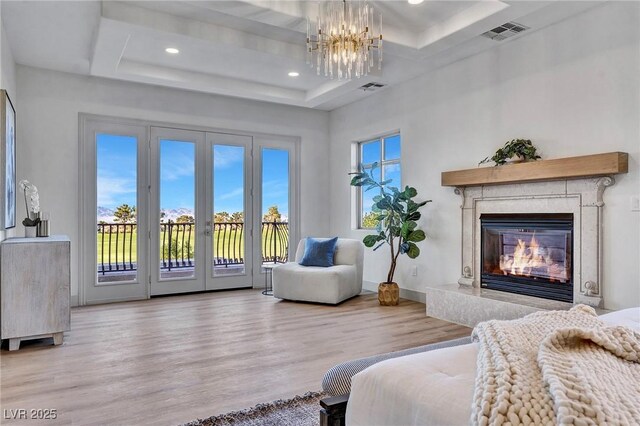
{"left": 408, "top": 0, "right": 424, "bottom": 4}
{"left": 165, "top": 47, "right": 180, "bottom": 54}
{"left": 288, "top": 71, "right": 300, "bottom": 77}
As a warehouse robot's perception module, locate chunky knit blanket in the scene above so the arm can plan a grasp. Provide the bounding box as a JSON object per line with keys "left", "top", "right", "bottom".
{"left": 471, "top": 305, "right": 640, "bottom": 425}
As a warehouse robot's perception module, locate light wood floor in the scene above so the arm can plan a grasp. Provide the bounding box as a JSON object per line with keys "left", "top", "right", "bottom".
{"left": 0, "top": 290, "right": 470, "bottom": 425}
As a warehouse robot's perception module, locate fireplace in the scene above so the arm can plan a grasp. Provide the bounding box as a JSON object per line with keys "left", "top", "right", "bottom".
{"left": 480, "top": 213, "right": 573, "bottom": 303}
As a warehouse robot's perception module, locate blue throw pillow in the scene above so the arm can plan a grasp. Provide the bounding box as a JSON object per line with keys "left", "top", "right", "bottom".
{"left": 299, "top": 237, "right": 339, "bottom": 267}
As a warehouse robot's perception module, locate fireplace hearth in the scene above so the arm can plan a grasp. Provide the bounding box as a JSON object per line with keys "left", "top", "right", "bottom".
{"left": 480, "top": 213, "right": 573, "bottom": 303}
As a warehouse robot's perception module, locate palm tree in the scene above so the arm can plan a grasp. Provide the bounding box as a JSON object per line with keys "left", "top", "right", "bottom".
{"left": 176, "top": 215, "right": 194, "bottom": 223}
{"left": 214, "top": 211, "right": 231, "bottom": 223}
{"left": 262, "top": 205, "right": 282, "bottom": 222}
{"left": 230, "top": 211, "right": 243, "bottom": 223}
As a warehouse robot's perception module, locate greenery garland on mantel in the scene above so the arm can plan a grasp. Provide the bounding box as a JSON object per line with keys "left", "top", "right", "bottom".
{"left": 479, "top": 139, "right": 541, "bottom": 166}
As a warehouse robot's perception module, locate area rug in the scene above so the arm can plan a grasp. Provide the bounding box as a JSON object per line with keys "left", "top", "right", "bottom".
{"left": 182, "top": 391, "right": 327, "bottom": 426}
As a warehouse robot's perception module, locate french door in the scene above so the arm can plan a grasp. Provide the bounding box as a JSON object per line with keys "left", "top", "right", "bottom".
{"left": 206, "top": 132, "right": 255, "bottom": 290}
{"left": 81, "top": 120, "right": 150, "bottom": 304}
{"left": 148, "top": 128, "right": 254, "bottom": 295}
{"left": 149, "top": 128, "right": 206, "bottom": 295}
{"left": 82, "top": 117, "right": 297, "bottom": 303}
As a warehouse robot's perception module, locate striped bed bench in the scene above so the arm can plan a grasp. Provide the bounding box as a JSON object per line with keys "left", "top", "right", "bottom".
{"left": 321, "top": 336, "right": 473, "bottom": 396}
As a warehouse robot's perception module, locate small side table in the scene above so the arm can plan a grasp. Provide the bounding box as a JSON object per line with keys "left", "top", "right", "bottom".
{"left": 262, "top": 264, "right": 276, "bottom": 296}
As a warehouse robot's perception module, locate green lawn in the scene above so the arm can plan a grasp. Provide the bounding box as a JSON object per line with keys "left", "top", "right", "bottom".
{"left": 97, "top": 226, "right": 288, "bottom": 266}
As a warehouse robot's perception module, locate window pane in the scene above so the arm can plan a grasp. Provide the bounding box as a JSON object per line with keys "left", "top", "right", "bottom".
{"left": 213, "top": 144, "right": 245, "bottom": 276}
{"left": 383, "top": 163, "right": 401, "bottom": 190}
{"left": 361, "top": 140, "right": 381, "bottom": 165}
{"left": 262, "top": 148, "right": 290, "bottom": 266}
{"left": 384, "top": 134, "right": 401, "bottom": 160}
{"left": 159, "top": 140, "right": 195, "bottom": 280}
{"left": 358, "top": 134, "right": 401, "bottom": 229}
{"left": 96, "top": 134, "right": 137, "bottom": 283}
{"left": 361, "top": 166, "right": 381, "bottom": 228}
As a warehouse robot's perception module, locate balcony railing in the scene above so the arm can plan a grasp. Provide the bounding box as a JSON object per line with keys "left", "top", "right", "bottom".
{"left": 161, "top": 221, "right": 195, "bottom": 271}
{"left": 212, "top": 222, "right": 244, "bottom": 268}
{"left": 97, "top": 221, "right": 289, "bottom": 275}
{"left": 98, "top": 223, "right": 137, "bottom": 275}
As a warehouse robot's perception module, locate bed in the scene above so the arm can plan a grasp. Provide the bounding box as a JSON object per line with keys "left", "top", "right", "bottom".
{"left": 345, "top": 307, "right": 640, "bottom": 426}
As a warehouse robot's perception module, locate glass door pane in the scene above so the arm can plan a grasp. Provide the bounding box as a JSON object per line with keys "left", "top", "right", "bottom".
{"left": 96, "top": 134, "right": 138, "bottom": 284}
{"left": 150, "top": 127, "right": 205, "bottom": 296}
{"left": 83, "top": 118, "right": 148, "bottom": 304}
{"left": 261, "top": 148, "right": 290, "bottom": 268}
{"left": 159, "top": 140, "right": 196, "bottom": 280}
{"left": 212, "top": 144, "right": 245, "bottom": 276}
{"left": 206, "top": 133, "right": 253, "bottom": 290}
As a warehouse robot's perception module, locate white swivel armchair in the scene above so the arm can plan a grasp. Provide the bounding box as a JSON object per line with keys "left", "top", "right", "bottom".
{"left": 273, "top": 238, "right": 364, "bottom": 305}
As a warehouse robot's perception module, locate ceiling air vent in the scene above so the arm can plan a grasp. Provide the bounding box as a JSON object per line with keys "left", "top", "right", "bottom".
{"left": 360, "top": 82, "right": 385, "bottom": 92}
{"left": 481, "top": 22, "right": 529, "bottom": 41}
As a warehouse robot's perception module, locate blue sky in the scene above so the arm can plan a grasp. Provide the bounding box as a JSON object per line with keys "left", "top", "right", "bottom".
{"left": 96, "top": 134, "right": 137, "bottom": 209}
{"left": 161, "top": 140, "right": 195, "bottom": 211}
{"left": 261, "top": 148, "right": 289, "bottom": 217}
{"left": 97, "top": 134, "right": 289, "bottom": 217}
{"left": 361, "top": 134, "right": 401, "bottom": 217}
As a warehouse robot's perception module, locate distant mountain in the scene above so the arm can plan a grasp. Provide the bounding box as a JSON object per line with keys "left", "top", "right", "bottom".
{"left": 161, "top": 208, "right": 195, "bottom": 221}
{"left": 97, "top": 206, "right": 115, "bottom": 223}
{"left": 97, "top": 206, "right": 195, "bottom": 223}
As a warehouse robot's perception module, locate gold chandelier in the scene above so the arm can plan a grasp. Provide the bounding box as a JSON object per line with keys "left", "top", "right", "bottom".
{"left": 306, "top": 0, "right": 383, "bottom": 80}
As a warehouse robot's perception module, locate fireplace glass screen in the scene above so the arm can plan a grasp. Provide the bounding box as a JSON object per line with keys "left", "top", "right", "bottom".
{"left": 481, "top": 214, "right": 573, "bottom": 302}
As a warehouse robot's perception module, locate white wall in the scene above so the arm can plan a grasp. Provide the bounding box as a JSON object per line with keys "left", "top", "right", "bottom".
{"left": 0, "top": 3, "right": 17, "bottom": 242}
{"left": 329, "top": 2, "right": 640, "bottom": 310}
{"left": 16, "top": 66, "right": 330, "bottom": 301}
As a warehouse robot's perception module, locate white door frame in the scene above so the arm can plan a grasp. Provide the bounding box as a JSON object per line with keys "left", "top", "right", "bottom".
{"left": 79, "top": 114, "right": 301, "bottom": 304}
{"left": 206, "top": 132, "right": 254, "bottom": 290}
{"left": 252, "top": 136, "right": 300, "bottom": 288}
{"left": 149, "top": 127, "right": 206, "bottom": 296}
{"left": 79, "top": 117, "right": 149, "bottom": 305}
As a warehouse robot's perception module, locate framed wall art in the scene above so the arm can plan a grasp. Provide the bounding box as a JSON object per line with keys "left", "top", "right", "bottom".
{"left": 1, "top": 89, "right": 16, "bottom": 229}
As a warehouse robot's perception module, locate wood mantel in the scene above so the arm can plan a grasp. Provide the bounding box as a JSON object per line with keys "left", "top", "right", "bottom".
{"left": 441, "top": 152, "right": 628, "bottom": 187}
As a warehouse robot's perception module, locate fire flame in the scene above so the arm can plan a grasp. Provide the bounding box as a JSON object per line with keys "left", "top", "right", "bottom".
{"left": 499, "top": 234, "right": 567, "bottom": 282}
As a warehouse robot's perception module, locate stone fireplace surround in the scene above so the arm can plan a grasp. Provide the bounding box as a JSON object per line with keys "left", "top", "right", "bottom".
{"left": 427, "top": 168, "right": 623, "bottom": 327}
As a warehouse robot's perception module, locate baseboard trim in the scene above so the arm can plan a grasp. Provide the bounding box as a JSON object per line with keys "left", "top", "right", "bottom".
{"left": 362, "top": 281, "right": 425, "bottom": 304}
{"left": 84, "top": 296, "right": 148, "bottom": 305}
{"left": 400, "top": 288, "right": 426, "bottom": 304}
{"left": 362, "top": 280, "right": 377, "bottom": 293}
{"left": 71, "top": 295, "right": 79, "bottom": 307}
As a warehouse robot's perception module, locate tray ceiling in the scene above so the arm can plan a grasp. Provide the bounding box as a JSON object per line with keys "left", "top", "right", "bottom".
{"left": 2, "top": 1, "right": 602, "bottom": 110}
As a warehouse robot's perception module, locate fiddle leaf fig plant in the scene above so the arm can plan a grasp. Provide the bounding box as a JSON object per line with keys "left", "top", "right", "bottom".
{"left": 479, "top": 139, "right": 541, "bottom": 166}
{"left": 350, "top": 163, "right": 431, "bottom": 284}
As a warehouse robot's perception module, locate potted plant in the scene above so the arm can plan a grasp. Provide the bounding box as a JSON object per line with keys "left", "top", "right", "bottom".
{"left": 479, "top": 139, "right": 541, "bottom": 166}
{"left": 350, "top": 164, "right": 431, "bottom": 306}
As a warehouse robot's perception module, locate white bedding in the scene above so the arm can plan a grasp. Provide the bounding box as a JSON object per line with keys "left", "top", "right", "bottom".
{"left": 345, "top": 307, "right": 640, "bottom": 426}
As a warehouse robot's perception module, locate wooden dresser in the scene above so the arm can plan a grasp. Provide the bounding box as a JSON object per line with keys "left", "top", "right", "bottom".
{"left": 1, "top": 235, "right": 71, "bottom": 351}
